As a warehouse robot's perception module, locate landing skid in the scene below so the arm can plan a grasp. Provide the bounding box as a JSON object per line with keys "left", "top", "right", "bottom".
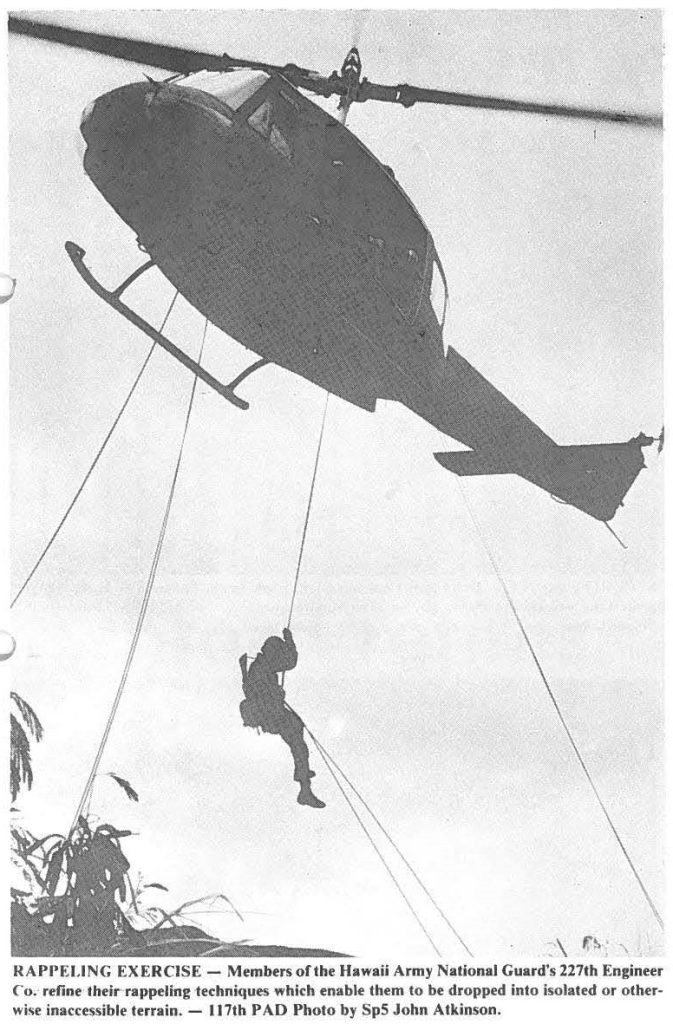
{"left": 65, "top": 241, "right": 268, "bottom": 410}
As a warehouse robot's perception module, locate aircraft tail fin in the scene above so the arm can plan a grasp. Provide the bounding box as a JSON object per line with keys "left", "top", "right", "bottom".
{"left": 435, "top": 434, "right": 654, "bottom": 522}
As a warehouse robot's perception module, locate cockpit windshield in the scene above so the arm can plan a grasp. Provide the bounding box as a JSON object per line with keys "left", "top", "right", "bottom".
{"left": 430, "top": 260, "right": 448, "bottom": 354}
{"left": 176, "top": 69, "right": 270, "bottom": 111}
{"left": 430, "top": 261, "right": 447, "bottom": 325}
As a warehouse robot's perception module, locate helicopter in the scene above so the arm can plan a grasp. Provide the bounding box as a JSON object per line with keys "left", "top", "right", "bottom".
{"left": 9, "top": 16, "right": 663, "bottom": 524}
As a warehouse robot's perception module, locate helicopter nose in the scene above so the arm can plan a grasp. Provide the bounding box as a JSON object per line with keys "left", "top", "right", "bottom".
{"left": 79, "top": 98, "right": 98, "bottom": 147}
{"left": 81, "top": 98, "right": 96, "bottom": 128}
{"left": 75, "top": 100, "right": 97, "bottom": 161}
{"left": 80, "top": 98, "right": 96, "bottom": 131}
{"left": 79, "top": 84, "right": 162, "bottom": 146}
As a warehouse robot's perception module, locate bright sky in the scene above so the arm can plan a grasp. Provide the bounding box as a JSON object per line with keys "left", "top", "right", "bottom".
{"left": 8, "top": 8, "right": 663, "bottom": 959}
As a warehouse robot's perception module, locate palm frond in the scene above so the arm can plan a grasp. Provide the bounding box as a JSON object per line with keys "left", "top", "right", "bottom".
{"left": 108, "top": 774, "right": 139, "bottom": 802}
{"left": 10, "top": 715, "right": 33, "bottom": 802}
{"left": 11, "top": 693, "right": 44, "bottom": 742}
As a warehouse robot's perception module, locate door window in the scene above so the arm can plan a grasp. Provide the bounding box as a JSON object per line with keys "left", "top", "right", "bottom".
{"left": 248, "top": 98, "right": 293, "bottom": 161}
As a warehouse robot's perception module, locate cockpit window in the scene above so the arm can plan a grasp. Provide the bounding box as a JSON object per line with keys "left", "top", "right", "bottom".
{"left": 248, "top": 98, "right": 293, "bottom": 161}
{"left": 430, "top": 260, "right": 447, "bottom": 328}
{"left": 176, "top": 69, "right": 269, "bottom": 111}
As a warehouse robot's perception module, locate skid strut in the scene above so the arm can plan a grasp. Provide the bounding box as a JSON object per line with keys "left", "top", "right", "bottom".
{"left": 65, "top": 241, "right": 269, "bottom": 410}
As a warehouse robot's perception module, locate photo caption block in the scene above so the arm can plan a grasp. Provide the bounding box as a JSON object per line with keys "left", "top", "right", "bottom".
{"left": 10, "top": 960, "right": 666, "bottom": 1021}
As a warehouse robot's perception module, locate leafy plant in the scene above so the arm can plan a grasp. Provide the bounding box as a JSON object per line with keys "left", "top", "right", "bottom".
{"left": 11, "top": 812, "right": 248, "bottom": 957}
{"left": 10, "top": 692, "right": 43, "bottom": 803}
{"left": 11, "top": 815, "right": 133, "bottom": 955}
{"left": 9, "top": 703, "right": 256, "bottom": 957}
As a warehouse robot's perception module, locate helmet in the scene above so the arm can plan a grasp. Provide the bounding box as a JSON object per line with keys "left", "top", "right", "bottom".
{"left": 261, "top": 636, "right": 286, "bottom": 664}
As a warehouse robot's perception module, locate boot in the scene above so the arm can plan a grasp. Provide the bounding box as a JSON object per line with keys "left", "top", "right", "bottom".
{"left": 297, "top": 785, "right": 325, "bottom": 809}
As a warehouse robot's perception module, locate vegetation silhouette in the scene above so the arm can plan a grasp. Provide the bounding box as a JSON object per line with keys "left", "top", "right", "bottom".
{"left": 10, "top": 700, "right": 343, "bottom": 957}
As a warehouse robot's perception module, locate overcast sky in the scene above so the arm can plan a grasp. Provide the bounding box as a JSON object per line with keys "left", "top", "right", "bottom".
{"left": 8, "top": 8, "right": 663, "bottom": 959}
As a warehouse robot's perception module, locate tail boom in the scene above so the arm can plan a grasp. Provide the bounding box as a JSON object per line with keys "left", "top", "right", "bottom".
{"left": 435, "top": 435, "right": 654, "bottom": 521}
{"left": 427, "top": 346, "right": 654, "bottom": 522}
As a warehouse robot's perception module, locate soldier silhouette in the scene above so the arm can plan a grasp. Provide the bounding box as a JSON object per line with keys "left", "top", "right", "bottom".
{"left": 239, "top": 628, "right": 325, "bottom": 808}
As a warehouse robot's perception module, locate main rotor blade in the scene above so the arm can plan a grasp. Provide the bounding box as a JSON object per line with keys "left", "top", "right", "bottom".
{"left": 357, "top": 81, "right": 662, "bottom": 127}
{"left": 9, "top": 16, "right": 661, "bottom": 128}
{"left": 7, "top": 16, "right": 319, "bottom": 79}
{"left": 8, "top": 16, "right": 223, "bottom": 72}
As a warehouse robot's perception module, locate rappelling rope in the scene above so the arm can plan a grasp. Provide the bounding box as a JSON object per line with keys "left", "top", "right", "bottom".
{"left": 286, "top": 392, "right": 331, "bottom": 631}
{"left": 281, "top": 398, "right": 471, "bottom": 955}
{"left": 297, "top": 711, "right": 474, "bottom": 957}
{"left": 280, "top": 391, "right": 331, "bottom": 691}
{"left": 285, "top": 703, "right": 443, "bottom": 958}
{"left": 454, "top": 478, "right": 663, "bottom": 931}
{"left": 70, "top": 317, "right": 209, "bottom": 835}
{"left": 313, "top": 735, "right": 474, "bottom": 957}
{"left": 11, "top": 291, "right": 179, "bottom": 609}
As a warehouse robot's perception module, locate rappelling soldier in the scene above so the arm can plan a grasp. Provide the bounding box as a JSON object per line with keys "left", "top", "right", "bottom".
{"left": 239, "top": 628, "right": 325, "bottom": 809}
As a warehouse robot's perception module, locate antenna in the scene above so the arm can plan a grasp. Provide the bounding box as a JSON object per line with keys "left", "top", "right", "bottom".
{"left": 604, "top": 521, "right": 627, "bottom": 549}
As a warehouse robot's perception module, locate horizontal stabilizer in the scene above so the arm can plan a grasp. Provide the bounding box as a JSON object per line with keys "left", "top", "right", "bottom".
{"left": 435, "top": 434, "right": 654, "bottom": 521}
{"left": 434, "top": 450, "right": 515, "bottom": 476}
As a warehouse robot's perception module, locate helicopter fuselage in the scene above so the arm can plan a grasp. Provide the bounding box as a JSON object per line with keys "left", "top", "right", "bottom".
{"left": 81, "top": 71, "right": 449, "bottom": 413}
{"left": 78, "top": 68, "right": 653, "bottom": 523}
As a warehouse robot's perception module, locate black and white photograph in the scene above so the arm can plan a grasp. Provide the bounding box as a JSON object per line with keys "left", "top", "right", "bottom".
{"left": 4, "top": 3, "right": 665, "bottom": 996}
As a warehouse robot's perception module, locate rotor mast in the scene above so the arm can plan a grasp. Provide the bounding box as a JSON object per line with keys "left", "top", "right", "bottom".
{"left": 336, "top": 47, "right": 362, "bottom": 125}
